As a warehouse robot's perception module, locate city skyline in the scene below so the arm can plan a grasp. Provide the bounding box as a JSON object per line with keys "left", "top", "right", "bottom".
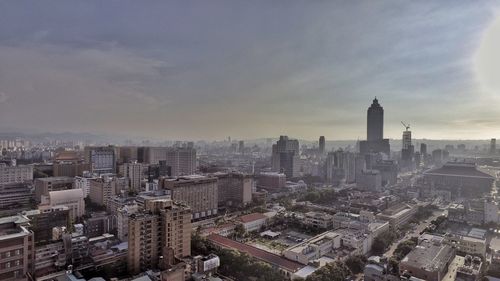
{"left": 1, "top": 1, "right": 500, "bottom": 140}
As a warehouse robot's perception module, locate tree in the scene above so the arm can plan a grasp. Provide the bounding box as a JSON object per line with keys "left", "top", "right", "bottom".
{"left": 393, "top": 239, "right": 416, "bottom": 260}
{"left": 371, "top": 231, "right": 398, "bottom": 255}
{"left": 306, "top": 261, "right": 352, "bottom": 281}
{"left": 345, "top": 255, "right": 367, "bottom": 274}
{"left": 233, "top": 224, "right": 246, "bottom": 239}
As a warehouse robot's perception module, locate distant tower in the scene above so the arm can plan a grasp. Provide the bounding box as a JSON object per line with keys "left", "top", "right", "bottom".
{"left": 238, "top": 140, "right": 244, "bottom": 154}
{"left": 491, "top": 138, "right": 497, "bottom": 155}
{"left": 367, "top": 97, "right": 384, "bottom": 141}
{"left": 319, "top": 136, "right": 325, "bottom": 154}
{"left": 420, "top": 143, "right": 427, "bottom": 156}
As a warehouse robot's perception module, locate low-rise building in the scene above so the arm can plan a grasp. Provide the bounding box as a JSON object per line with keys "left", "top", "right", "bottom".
{"left": 41, "top": 189, "right": 85, "bottom": 222}
{"left": 376, "top": 203, "right": 417, "bottom": 228}
{"left": 399, "top": 240, "right": 455, "bottom": 281}
{"left": 283, "top": 231, "right": 342, "bottom": 265}
{"left": 304, "top": 212, "right": 333, "bottom": 229}
{"left": 239, "top": 213, "right": 268, "bottom": 233}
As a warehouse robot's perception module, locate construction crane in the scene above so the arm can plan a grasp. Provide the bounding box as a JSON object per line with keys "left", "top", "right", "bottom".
{"left": 401, "top": 121, "right": 410, "bottom": 131}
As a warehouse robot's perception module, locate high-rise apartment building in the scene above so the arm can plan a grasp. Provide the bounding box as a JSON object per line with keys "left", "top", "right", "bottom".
{"left": 89, "top": 175, "right": 128, "bottom": 206}
{"left": 325, "top": 150, "right": 355, "bottom": 185}
{"left": 165, "top": 147, "right": 197, "bottom": 177}
{"left": 120, "top": 162, "right": 145, "bottom": 192}
{"left": 127, "top": 199, "right": 191, "bottom": 275}
{"left": 271, "top": 136, "right": 300, "bottom": 178}
{"left": 0, "top": 215, "right": 34, "bottom": 281}
{"left": 491, "top": 138, "right": 497, "bottom": 155}
{"left": 84, "top": 146, "right": 116, "bottom": 175}
{"left": 163, "top": 175, "right": 218, "bottom": 220}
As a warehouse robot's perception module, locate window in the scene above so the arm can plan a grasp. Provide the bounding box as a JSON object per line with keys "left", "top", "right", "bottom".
{"left": 5, "top": 251, "right": 10, "bottom": 258}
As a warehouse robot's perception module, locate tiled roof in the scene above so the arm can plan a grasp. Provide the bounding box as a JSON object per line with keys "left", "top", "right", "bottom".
{"left": 424, "top": 164, "right": 494, "bottom": 179}
{"left": 207, "top": 234, "right": 303, "bottom": 273}
{"left": 239, "top": 213, "right": 267, "bottom": 223}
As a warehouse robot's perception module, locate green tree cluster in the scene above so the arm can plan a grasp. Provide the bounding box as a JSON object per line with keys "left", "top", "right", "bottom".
{"left": 393, "top": 238, "right": 417, "bottom": 260}
{"left": 306, "top": 261, "right": 351, "bottom": 281}
{"left": 371, "top": 231, "right": 398, "bottom": 255}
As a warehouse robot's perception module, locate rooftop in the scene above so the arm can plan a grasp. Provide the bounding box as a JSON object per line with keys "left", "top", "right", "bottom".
{"left": 424, "top": 162, "right": 494, "bottom": 179}
{"left": 401, "top": 241, "right": 455, "bottom": 272}
{"left": 207, "top": 234, "right": 304, "bottom": 272}
{"left": 239, "top": 213, "right": 267, "bottom": 223}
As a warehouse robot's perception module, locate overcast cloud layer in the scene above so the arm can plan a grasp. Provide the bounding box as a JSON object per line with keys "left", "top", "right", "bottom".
{"left": 0, "top": 1, "right": 500, "bottom": 140}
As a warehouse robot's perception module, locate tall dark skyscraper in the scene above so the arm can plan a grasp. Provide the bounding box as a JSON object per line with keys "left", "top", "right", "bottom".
{"left": 319, "top": 136, "right": 325, "bottom": 154}
{"left": 367, "top": 97, "right": 384, "bottom": 141}
{"left": 359, "top": 98, "right": 390, "bottom": 156}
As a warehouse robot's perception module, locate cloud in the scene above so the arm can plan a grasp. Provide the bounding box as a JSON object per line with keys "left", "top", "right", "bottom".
{"left": 0, "top": 92, "right": 8, "bottom": 103}
{"left": 0, "top": 1, "right": 498, "bottom": 140}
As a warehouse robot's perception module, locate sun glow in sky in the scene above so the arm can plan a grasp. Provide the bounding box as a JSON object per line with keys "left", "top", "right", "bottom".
{"left": 475, "top": 13, "right": 500, "bottom": 97}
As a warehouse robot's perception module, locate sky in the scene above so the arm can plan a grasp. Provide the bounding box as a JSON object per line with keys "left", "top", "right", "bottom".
{"left": 0, "top": 1, "right": 500, "bottom": 141}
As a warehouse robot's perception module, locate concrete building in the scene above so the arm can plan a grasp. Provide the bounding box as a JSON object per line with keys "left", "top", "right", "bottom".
{"left": 423, "top": 162, "right": 495, "bottom": 198}
{"left": 357, "top": 170, "right": 382, "bottom": 191}
{"left": 0, "top": 183, "right": 33, "bottom": 211}
{"left": 74, "top": 173, "right": 99, "bottom": 197}
{"left": 372, "top": 160, "right": 398, "bottom": 186}
{"left": 165, "top": 147, "right": 197, "bottom": 177}
{"left": 304, "top": 212, "right": 333, "bottom": 229}
{"left": 41, "top": 189, "right": 85, "bottom": 222}
{"left": 258, "top": 172, "right": 286, "bottom": 189}
{"left": 53, "top": 162, "right": 88, "bottom": 178}
{"left": 399, "top": 240, "right": 455, "bottom": 281}
{"left": 89, "top": 175, "right": 128, "bottom": 206}
{"left": 0, "top": 163, "right": 33, "bottom": 186}
{"left": 238, "top": 213, "right": 268, "bottom": 233}
{"left": 120, "top": 161, "right": 145, "bottom": 192}
{"left": 0, "top": 215, "right": 34, "bottom": 281}
{"left": 34, "top": 177, "right": 74, "bottom": 202}
{"left": 376, "top": 203, "right": 417, "bottom": 228}
{"left": 127, "top": 199, "right": 191, "bottom": 275}
{"left": 138, "top": 147, "right": 169, "bottom": 164}
{"left": 163, "top": 175, "right": 218, "bottom": 220}
{"left": 116, "top": 203, "right": 139, "bottom": 242}
{"left": 271, "top": 136, "right": 300, "bottom": 178}
{"left": 214, "top": 172, "right": 253, "bottom": 207}
{"left": 84, "top": 146, "right": 116, "bottom": 175}
{"left": 283, "top": 231, "right": 342, "bottom": 265}
{"left": 22, "top": 206, "right": 69, "bottom": 243}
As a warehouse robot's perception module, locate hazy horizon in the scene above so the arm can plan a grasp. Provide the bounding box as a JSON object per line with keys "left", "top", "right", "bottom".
{"left": 1, "top": 1, "right": 500, "bottom": 140}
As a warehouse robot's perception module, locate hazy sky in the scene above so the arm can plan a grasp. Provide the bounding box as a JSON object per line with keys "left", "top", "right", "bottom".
{"left": 1, "top": 1, "right": 500, "bottom": 141}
